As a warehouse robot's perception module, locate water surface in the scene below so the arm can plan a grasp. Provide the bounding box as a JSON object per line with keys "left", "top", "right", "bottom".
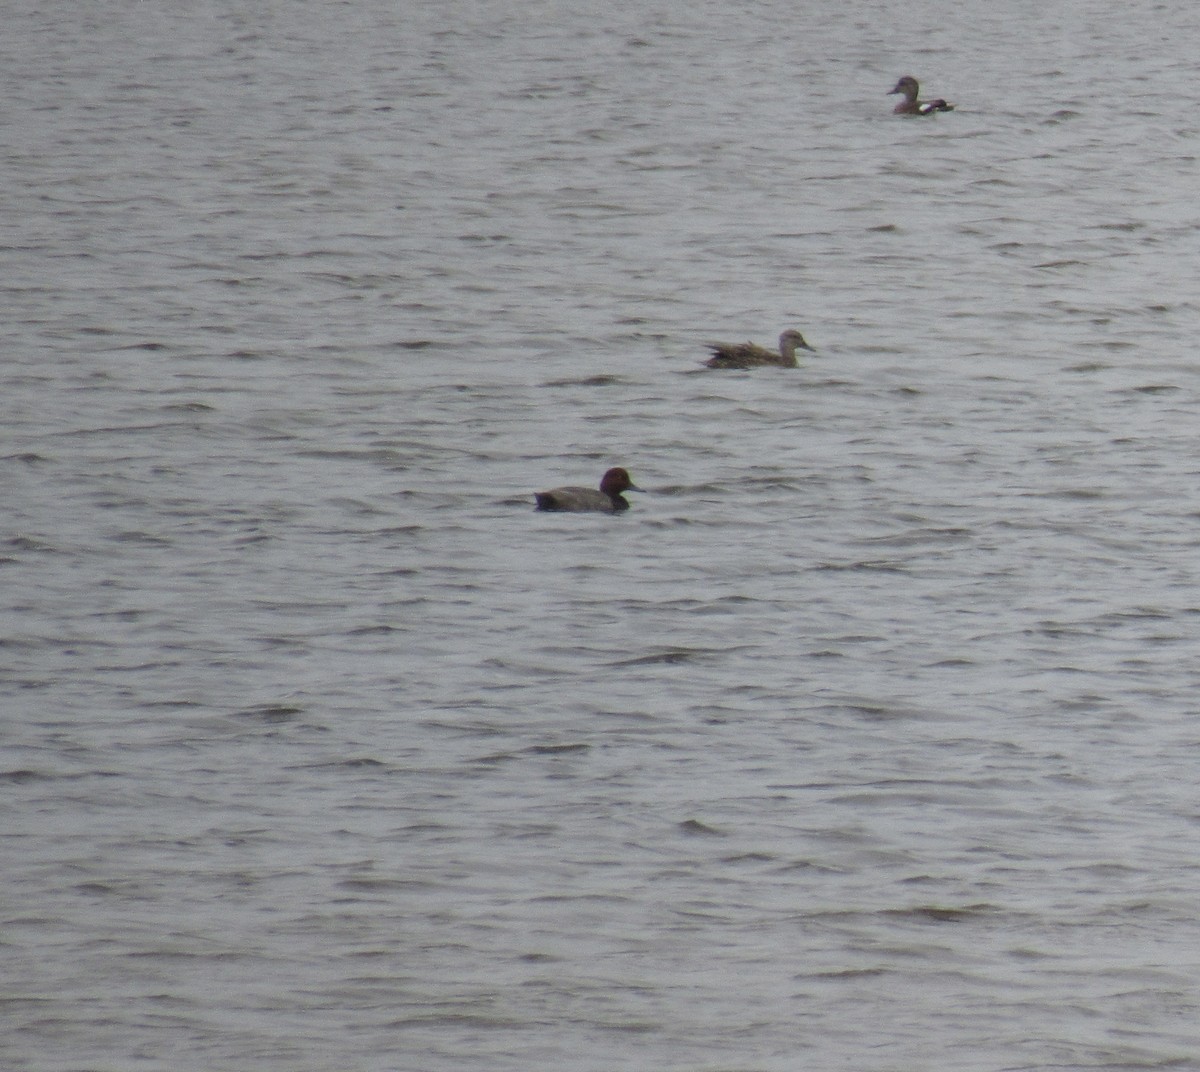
{"left": 6, "top": 1, "right": 1200, "bottom": 1069}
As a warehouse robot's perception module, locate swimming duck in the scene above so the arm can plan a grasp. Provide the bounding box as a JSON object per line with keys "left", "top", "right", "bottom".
{"left": 535, "top": 467, "right": 644, "bottom": 513}
{"left": 704, "top": 329, "right": 815, "bottom": 369}
{"left": 888, "top": 75, "right": 954, "bottom": 115}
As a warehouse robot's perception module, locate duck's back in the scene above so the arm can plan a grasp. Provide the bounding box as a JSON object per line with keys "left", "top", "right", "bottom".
{"left": 535, "top": 486, "right": 623, "bottom": 512}
{"left": 705, "top": 342, "right": 792, "bottom": 369}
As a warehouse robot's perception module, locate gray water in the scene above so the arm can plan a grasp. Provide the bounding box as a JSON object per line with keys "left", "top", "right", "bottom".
{"left": 6, "top": 1, "right": 1200, "bottom": 1069}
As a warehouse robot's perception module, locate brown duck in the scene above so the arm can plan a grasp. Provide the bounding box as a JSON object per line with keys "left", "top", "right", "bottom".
{"left": 704, "top": 329, "right": 815, "bottom": 370}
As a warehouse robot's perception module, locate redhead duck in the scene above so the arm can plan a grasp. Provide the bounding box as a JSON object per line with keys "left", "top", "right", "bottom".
{"left": 535, "top": 467, "right": 644, "bottom": 513}
{"left": 704, "top": 329, "right": 815, "bottom": 369}
{"left": 888, "top": 75, "right": 954, "bottom": 115}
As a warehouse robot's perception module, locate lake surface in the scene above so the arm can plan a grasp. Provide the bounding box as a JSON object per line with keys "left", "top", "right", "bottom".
{"left": 6, "top": 1, "right": 1200, "bottom": 1069}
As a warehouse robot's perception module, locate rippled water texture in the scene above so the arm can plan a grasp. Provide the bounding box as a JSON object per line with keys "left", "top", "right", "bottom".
{"left": 7, "top": 0, "right": 1200, "bottom": 1069}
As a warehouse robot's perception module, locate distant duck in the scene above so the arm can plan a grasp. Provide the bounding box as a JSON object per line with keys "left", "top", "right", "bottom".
{"left": 535, "top": 467, "right": 644, "bottom": 513}
{"left": 888, "top": 75, "right": 954, "bottom": 115}
{"left": 704, "top": 329, "right": 815, "bottom": 369}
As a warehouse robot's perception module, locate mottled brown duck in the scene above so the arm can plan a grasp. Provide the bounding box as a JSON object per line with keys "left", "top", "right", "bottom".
{"left": 704, "top": 329, "right": 815, "bottom": 369}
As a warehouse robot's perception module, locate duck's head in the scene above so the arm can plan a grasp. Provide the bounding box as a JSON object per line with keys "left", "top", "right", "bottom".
{"left": 600, "top": 467, "right": 643, "bottom": 496}
{"left": 780, "top": 329, "right": 815, "bottom": 353}
{"left": 888, "top": 75, "right": 919, "bottom": 98}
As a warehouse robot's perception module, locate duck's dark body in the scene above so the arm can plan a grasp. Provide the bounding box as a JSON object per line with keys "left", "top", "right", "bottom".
{"left": 535, "top": 467, "right": 643, "bottom": 513}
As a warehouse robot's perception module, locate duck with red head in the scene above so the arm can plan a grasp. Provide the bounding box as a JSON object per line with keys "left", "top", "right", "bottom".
{"left": 535, "top": 467, "right": 644, "bottom": 513}
{"left": 888, "top": 75, "right": 954, "bottom": 115}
